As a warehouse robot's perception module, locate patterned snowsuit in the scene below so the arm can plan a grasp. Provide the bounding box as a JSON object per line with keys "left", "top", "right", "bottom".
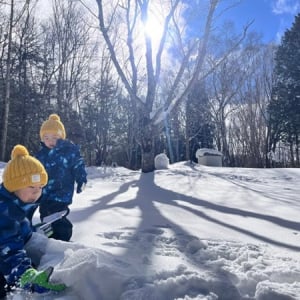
{"left": 0, "top": 185, "right": 34, "bottom": 295}
{"left": 35, "top": 139, "right": 87, "bottom": 241}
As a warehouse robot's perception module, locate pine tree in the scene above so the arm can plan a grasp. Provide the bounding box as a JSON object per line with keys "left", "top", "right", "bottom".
{"left": 186, "top": 82, "right": 214, "bottom": 162}
{"left": 269, "top": 13, "right": 300, "bottom": 166}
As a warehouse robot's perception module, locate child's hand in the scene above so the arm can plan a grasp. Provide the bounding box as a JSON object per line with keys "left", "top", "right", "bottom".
{"left": 20, "top": 267, "right": 66, "bottom": 293}
{"left": 76, "top": 181, "right": 86, "bottom": 193}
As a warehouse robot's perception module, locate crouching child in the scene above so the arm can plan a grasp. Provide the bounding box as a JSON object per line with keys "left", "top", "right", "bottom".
{"left": 0, "top": 145, "right": 65, "bottom": 298}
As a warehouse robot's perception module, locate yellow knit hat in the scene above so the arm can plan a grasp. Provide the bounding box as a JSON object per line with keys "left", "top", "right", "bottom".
{"left": 40, "top": 114, "right": 66, "bottom": 139}
{"left": 3, "top": 145, "right": 48, "bottom": 192}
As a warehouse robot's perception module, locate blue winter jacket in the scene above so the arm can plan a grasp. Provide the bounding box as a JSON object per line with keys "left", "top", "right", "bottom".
{"left": 36, "top": 139, "right": 87, "bottom": 205}
{"left": 0, "top": 184, "right": 32, "bottom": 285}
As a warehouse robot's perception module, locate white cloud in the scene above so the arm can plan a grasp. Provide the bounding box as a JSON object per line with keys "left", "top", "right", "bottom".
{"left": 272, "top": 0, "right": 300, "bottom": 15}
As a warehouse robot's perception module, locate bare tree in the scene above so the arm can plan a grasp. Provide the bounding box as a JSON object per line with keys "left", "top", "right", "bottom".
{"left": 82, "top": 45, "right": 120, "bottom": 165}
{"left": 0, "top": 0, "right": 14, "bottom": 160}
{"left": 206, "top": 32, "right": 276, "bottom": 167}
{"left": 207, "top": 54, "right": 248, "bottom": 165}
{"left": 32, "top": 0, "right": 96, "bottom": 119}
{"left": 96, "top": 0, "right": 222, "bottom": 172}
{"left": 231, "top": 44, "right": 276, "bottom": 167}
{"left": 0, "top": 0, "right": 37, "bottom": 159}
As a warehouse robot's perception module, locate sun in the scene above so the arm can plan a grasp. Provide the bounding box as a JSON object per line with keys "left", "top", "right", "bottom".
{"left": 143, "top": 13, "right": 164, "bottom": 49}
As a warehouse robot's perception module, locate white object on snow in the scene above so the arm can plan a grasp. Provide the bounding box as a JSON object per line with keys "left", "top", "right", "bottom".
{"left": 195, "top": 148, "right": 222, "bottom": 167}
{"left": 154, "top": 153, "right": 169, "bottom": 169}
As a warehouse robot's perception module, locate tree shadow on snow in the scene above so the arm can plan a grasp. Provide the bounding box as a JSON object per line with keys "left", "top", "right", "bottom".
{"left": 71, "top": 170, "right": 300, "bottom": 251}
{"left": 69, "top": 169, "right": 300, "bottom": 299}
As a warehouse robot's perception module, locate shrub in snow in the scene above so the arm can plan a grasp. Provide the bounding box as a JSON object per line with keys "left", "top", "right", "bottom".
{"left": 154, "top": 153, "right": 169, "bottom": 169}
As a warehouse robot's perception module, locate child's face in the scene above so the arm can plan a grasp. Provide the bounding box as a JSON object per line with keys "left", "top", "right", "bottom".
{"left": 42, "top": 133, "right": 61, "bottom": 149}
{"left": 14, "top": 185, "right": 43, "bottom": 203}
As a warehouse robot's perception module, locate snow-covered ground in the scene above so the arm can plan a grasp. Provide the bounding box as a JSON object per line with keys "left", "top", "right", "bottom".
{"left": 1, "top": 162, "right": 300, "bottom": 299}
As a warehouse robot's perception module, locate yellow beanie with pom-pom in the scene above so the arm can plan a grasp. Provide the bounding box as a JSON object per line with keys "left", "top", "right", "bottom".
{"left": 40, "top": 114, "right": 66, "bottom": 140}
{"left": 2, "top": 145, "right": 48, "bottom": 192}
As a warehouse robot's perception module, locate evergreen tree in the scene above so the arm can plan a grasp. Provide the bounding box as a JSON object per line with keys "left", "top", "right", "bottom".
{"left": 269, "top": 13, "right": 300, "bottom": 166}
{"left": 186, "top": 82, "right": 214, "bottom": 162}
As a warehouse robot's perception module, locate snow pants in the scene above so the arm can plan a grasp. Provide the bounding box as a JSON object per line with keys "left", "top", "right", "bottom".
{"left": 39, "top": 201, "right": 73, "bottom": 242}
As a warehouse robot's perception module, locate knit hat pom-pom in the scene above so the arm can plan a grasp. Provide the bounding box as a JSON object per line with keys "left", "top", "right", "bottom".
{"left": 11, "top": 145, "right": 29, "bottom": 159}
{"left": 40, "top": 113, "right": 66, "bottom": 139}
{"left": 49, "top": 114, "right": 60, "bottom": 121}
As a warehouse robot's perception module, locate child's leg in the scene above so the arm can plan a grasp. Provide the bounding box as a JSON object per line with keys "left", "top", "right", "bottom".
{"left": 39, "top": 201, "right": 69, "bottom": 219}
{"left": 51, "top": 217, "right": 73, "bottom": 242}
{"left": 39, "top": 201, "right": 73, "bottom": 242}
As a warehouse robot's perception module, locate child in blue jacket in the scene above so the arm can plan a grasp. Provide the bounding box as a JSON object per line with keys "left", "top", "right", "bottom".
{"left": 0, "top": 145, "right": 65, "bottom": 297}
{"left": 35, "top": 114, "right": 87, "bottom": 242}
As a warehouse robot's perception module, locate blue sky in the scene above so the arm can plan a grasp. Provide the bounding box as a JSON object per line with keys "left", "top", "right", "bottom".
{"left": 225, "top": 0, "right": 300, "bottom": 43}
{"left": 37, "top": 0, "right": 299, "bottom": 44}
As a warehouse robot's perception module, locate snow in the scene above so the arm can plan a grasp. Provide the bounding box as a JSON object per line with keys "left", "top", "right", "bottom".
{"left": 195, "top": 148, "right": 222, "bottom": 157}
{"left": 1, "top": 162, "right": 300, "bottom": 299}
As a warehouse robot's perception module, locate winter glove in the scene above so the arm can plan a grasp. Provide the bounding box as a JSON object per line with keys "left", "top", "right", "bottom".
{"left": 76, "top": 180, "right": 87, "bottom": 194}
{"left": 20, "top": 267, "right": 66, "bottom": 293}
{"left": 33, "top": 222, "right": 54, "bottom": 237}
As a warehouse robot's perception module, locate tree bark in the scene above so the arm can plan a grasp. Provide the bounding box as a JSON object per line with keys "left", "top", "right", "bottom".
{"left": 0, "top": 0, "right": 14, "bottom": 161}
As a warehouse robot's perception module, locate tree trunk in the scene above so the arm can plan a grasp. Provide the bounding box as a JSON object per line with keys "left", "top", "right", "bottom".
{"left": 140, "top": 125, "right": 155, "bottom": 173}
{"left": 141, "top": 146, "right": 155, "bottom": 173}
{"left": 0, "top": 0, "right": 14, "bottom": 161}
{"left": 296, "top": 134, "right": 299, "bottom": 167}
